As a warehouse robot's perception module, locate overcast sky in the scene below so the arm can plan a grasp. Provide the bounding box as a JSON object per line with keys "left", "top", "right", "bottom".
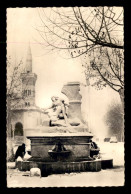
{"left": 7, "top": 8, "right": 122, "bottom": 138}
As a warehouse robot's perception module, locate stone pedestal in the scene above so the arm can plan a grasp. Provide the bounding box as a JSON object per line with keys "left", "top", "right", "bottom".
{"left": 27, "top": 132, "right": 93, "bottom": 162}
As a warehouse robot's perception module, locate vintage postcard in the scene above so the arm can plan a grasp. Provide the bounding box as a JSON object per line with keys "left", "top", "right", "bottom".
{"left": 7, "top": 7, "right": 124, "bottom": 187}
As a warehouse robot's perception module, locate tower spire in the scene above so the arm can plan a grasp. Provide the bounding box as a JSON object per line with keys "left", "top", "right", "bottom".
{"left": 26, "top": 42, "right": 32, "bottom": 73}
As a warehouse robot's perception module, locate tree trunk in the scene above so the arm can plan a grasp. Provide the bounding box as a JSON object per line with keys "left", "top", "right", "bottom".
{"left": 7, "top": 96, "right": 11, "bottom": 137}
{"left": 119, "top": 88, "right": 124, "bottom": 109}
{"left": 118, "top": 88, "right": 124, "bottom": 142}
{"left": 7, "top": 95, "right": 15, "bottom": 161}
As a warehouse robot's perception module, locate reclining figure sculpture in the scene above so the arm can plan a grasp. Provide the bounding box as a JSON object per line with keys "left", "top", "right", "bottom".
{"left": 44, "top": 96, "right": 71, "bottom": 127}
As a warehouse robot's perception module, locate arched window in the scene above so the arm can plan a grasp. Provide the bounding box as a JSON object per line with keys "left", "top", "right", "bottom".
{"left": 14, "top": 122, "right": 23, "bottom": 136}
{"left": 28, "top": 102, "right": 30, "bottom": 106}
{"left": 24, "top": 90, "right": 27, "bottom": 96}
{"left": 26, "top": 90, "right": 31, "bottom": 96}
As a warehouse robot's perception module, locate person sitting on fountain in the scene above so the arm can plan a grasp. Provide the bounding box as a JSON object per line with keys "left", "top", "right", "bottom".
{"left": 90, "top": 139, "right": 100, "bottom": 159}
{"left": 90, "top": 140, "right": 99, "bottom": 149}
{"left": 44, "top": 96, "right": 71, "bottom": 127}
{"left": 15, "top": 143, "right": 26, "bottom": 160}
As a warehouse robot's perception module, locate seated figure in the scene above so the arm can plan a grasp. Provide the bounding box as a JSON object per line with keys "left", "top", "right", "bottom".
{"left": 44, "top": 96, "right": 70, "bottom": 127}
{"left": 90, "top": 140, "right": 100, "bottom": 158}
{"left": 15, "top": 143, "right": 26, "bottom": 160}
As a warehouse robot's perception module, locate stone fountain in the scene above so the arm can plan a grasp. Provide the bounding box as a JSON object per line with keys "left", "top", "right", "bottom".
{"left": 16, "top": 82, "right": 113, "bottom": 176}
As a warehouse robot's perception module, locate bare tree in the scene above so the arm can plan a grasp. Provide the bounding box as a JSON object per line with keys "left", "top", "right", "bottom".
{"left": 7, "top": 57, "right": 23, "bottom": 137}
{"left": 104, "top": 102, "right": 124, "bottom": 141}
{"left": 7, "top": 57, "right": 32, "bottom": 161}
{"left": 7, "top": 57, "right": 23, "bottom": 161}
{"left": 36, "top": 7, "right": 124, "bottom": 105}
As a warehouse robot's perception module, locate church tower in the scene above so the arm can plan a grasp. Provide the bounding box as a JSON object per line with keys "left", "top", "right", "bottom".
{"left": 20, "top": 44, "right": 37, "bottom": 107}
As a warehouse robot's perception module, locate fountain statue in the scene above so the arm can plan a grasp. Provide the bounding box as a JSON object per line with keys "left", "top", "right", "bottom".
{"left": 16, "top": 82, "right": 113, "bottom": 176}
{"left": 44, "top": 96, "right": 71, "bottom": 127}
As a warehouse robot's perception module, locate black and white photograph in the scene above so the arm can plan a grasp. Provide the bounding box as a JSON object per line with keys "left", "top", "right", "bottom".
{"left": 6, "top": 7, "right": 124, "bottom": 187}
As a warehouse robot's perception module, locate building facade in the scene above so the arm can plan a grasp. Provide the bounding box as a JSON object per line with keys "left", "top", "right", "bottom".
{"left": 10, "top": 45, "right": 45, "bottom": 146}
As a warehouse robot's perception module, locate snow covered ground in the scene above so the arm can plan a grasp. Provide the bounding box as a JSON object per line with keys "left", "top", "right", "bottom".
{"left": 7, "top": 142, "right": 125, "bottom": 187}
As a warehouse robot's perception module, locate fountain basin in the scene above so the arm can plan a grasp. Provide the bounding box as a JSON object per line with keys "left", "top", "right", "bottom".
{"left": 48, "top": 150, "right": 71, "bottom": 161}
{"left": 18, "top": 132, "right": 113, "bottom": 176}
{"left": 27, "top": 132, "right": 93, "bottom": 161}
{"left": 16, "top": 159, "right": 102, "bottom": 176}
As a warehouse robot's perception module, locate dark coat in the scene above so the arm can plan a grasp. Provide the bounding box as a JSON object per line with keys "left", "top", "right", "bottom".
{"left": 91, "top": 142, "right": 99, "bottom": 149}
{"left": 15, "top": 144, "right": 26, "bottom": 159}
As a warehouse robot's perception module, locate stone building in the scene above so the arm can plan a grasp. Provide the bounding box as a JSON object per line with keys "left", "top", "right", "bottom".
{"left": 10, "top": 45, "right": 45, "bottom": 147}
